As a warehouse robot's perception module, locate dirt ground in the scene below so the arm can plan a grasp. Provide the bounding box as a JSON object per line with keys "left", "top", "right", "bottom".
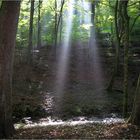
{"left": 13, "top": 44, "right": 140, "bottom": 119}
{"left": 11, "top": 44, "right": 140, "bottom": 139}
{"left": 13, "top": 122, "right": 140, "bottom": 139}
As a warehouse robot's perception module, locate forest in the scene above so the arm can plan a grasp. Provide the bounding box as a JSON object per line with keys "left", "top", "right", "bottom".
{"left": 0, "top": 0, "right": 140, "bottom": 139}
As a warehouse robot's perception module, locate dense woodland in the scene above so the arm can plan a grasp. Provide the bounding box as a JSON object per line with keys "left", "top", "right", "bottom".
{"left": 0, "top": 0, "right": 140, "bottom": 139}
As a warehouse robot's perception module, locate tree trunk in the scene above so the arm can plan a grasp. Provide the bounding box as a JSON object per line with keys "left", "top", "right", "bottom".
{"left": 122, "top": 0, "right": 129, "bottom": 117}
{"left": 59, "top": 14, "right": 63, "bottom": 43}
{"left": 91, "top": 2, "right": 96, "bottom": 25}
{"left": 0, "top": 1, "right": 21, "bottom": 138}
{"left": 54, "top": 0, "right": 57, "bottom": 46}
{"left": 128, "top": 74, "right": 140, "bottom": 125}
{"left": 37, "top": 0, "right": 42, "bottom": 48}
{"left": 107, "top": 0, "right": 121, "bottom": 91}
{"left": 55, "top": 0, "right": 65, "bottom": 46}
{"left": 27, "top": 0, "right": 34, "bottom": 64}
{"left": 90, "top": 1, "right": 96, "bottom": 42}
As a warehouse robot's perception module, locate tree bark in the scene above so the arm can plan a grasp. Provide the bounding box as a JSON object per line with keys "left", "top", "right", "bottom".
{"left": 121, "top": 0, "right": 129, "bottom": 117}
{"left": 37, "top": 0, "right": 42, "bottom": 48}
{"left": 128, "top": 75, "right": 140, "bottom": 125}
{"left": 27, "top": 0, "right": 34, "bottom": 64}
{"left": 0, "top": 1, "right": 21, "bottom": 138}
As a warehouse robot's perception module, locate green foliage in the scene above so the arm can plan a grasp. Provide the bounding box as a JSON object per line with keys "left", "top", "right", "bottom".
{"left": 16, "top": 1, "right": 30, "bottom": 48}
{"left": 16, "top": 0, "right": 140, "bottom": 48}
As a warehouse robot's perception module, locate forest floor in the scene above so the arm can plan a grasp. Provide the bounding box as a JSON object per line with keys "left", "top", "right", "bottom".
{"left": 13, "top": 44, "right": 140, "bottom": 119}
{"left": 13, "top": 122, "right": 140, "bottom": 139}
{"left": 12, "top": 44, "right": 140, "bottom": 139}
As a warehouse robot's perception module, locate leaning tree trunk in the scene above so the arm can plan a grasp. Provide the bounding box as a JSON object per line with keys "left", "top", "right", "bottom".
{"left": 128, "top": 74, "right": 140, "bottom": 125}
{"left": 0, "top": 1, "right": 21, "bottom": 138}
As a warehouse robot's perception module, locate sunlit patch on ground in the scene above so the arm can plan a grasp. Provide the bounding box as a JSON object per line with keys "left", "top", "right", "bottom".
{"left": 14, "top": 116, "right": 124, "bottom": 129}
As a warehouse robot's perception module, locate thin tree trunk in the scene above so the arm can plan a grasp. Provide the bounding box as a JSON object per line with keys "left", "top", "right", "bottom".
{"left": 130, "top": 14, "right": 140, "bottom": 33}
{"left": 55, "top": 0, "right": 65, "bottom": 46}
{"left": 91, "top": 2, "right": 95, "bottom": 25}
{"left": 107, "top": 0, "right": 121, "bottom": 91}
{"left": 54, "top": 0, "right": 58, "bottom": 47}
{"left": 37, "top": 0, "right": 42, "bottom": 48}
{"left": 0, "top": 1, "right": 21, "bottom": 138}
{"left": 108, "top": 0, "right": 114, "bottom": 48}
{"left": 59, "top": 14, "right": 63, "bottom": 43}
{"left": 110, "top": 22, "right": 114, "bottom": 48}
{"left": 27, "top": 0, "right": 34, "bottom": 64}
{"left": 90, "top": 2, "right": 96, "bottom": 42}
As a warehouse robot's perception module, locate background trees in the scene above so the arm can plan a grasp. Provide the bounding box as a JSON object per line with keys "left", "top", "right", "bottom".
{"left": 15, "top": 0, "right": 139, "bottom": 119}
{"left": 16, "top": 0, "right": 140, "bottom": 49}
